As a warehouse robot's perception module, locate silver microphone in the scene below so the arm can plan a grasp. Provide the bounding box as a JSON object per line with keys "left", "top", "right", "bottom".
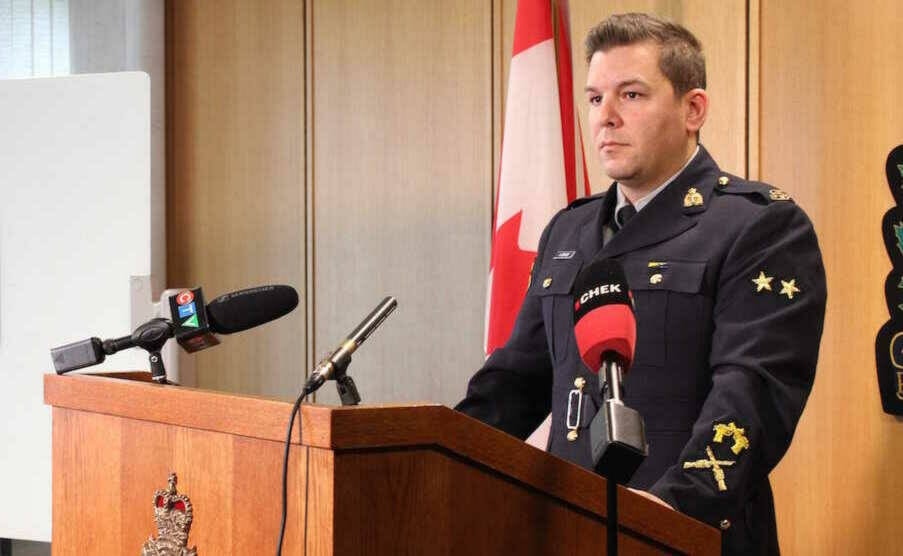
{"left": 304, "top": 296, "right": 397, "bottom": 394}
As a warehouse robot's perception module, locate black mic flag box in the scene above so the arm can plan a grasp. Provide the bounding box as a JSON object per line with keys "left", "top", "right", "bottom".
{"left": 168, "top": 287, "right": 220, "bottom": 353}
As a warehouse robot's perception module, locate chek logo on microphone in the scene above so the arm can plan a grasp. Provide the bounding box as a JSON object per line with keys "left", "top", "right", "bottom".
{"left": 575, "top": 283, "right": 623, "bottom": 310}
{"left": 579, "top": 283, "right": 622, "bottom": 302}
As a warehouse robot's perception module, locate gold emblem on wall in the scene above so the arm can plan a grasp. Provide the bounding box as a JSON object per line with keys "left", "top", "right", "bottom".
{"left": 142, "top": 473, "right": 198, "bottom": 556}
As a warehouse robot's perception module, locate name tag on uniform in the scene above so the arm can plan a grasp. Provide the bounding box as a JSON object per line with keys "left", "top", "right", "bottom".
{"left": 553, "top": 250, "right": 576, "bottom": 260}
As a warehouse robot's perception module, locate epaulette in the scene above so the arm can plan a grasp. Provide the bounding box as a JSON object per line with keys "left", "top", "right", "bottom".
{"left": 713, "top": 174, "right": 794, "bottom": 204}
{"left": 566, "top": 191, "right": 606, "bottom": 209}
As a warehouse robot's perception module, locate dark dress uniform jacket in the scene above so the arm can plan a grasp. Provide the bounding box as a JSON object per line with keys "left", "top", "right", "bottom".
{"left": 456, "top": 146, "right": 827, "bottom": 555}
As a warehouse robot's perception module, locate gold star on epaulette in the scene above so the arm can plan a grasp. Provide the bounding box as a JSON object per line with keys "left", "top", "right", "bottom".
{"left": 779, "top": 279, "right": 800, "bottom": 300}
{"left": 752, "top": 271, "right": 773, "bottom": 293}
{"left": 712, "top": 422, "right": 750, "bottom": 455}
{"left": 683, "top": 446, "right": 736, "bottom": 491}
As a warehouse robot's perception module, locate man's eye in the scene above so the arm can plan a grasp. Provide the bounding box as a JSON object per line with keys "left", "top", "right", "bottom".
{"left": 589, "top": 95, "right": 602, "bottom": 105}
{"left": 625, "top": 91, "right": 641, "bottom": 99}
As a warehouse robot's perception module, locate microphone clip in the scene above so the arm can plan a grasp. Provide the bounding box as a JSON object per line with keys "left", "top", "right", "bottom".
{"left": 304, "top": 352, "right": 361, "bottom": 406}
{"left": 589, "top": 359, "right": 648, "bottom": 484}
{"left": 333, "top": 363, "right": 361, "bottom": 406}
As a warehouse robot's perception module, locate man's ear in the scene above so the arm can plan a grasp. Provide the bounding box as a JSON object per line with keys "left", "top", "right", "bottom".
{"left": 684, "top": 88, "right": 708, "bottom": 134}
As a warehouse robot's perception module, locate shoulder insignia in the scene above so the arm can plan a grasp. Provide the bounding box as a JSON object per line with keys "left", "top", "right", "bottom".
{"left": 715, "top": 177, "right": 795, "bottom": 204}
{"left": 769, "top": 188, "right": 792, "bottom": 201}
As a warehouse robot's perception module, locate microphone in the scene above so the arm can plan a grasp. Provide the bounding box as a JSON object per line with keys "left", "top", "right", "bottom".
{"left": 168, "top": 285, "right": 299, "bottom": 353}
{"left": 303, "top": 296, "right": 397, "bottom": 395}
{"left": 572, "top": 259, "right": 647, "bottom": 485}
{"left": 51, "top": 284, "right": 299, "bottom": 374}
{"left": 207, "top": 285, "right": 299, "bottom": 334}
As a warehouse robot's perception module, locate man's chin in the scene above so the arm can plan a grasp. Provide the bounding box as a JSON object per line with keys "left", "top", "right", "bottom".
{"left": 601, "top": 165, "right": 637, "bottom": 183}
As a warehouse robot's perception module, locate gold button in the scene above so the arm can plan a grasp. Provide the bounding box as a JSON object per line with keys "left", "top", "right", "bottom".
{"left": 720, "top": 519, "right": 731, "bottom": 530}
{"left": 542, "top": 278, "right": 552, "bottom": 288}
{"left": 574, "top": 377, "right": 586, "bottom": 389}
{"left": 718, "top": 176, "right": 729, "bottom": 186}
{"left": 649, "top": 273, "right": 663, "bottom": 285}
{"left": 567, "top": 430, "right": 578, "bottom": 441}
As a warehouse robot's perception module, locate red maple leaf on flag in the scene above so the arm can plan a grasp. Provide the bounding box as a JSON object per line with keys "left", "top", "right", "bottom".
{"left": 484, "top": 0, "right": 589, "bottom": 356}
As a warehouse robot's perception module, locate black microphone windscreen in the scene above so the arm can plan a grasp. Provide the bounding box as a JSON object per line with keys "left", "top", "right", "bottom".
{"left": 206, "top": 285, "right": 299, "bottom": 334}
{"left": 572, "top": 259, "right": 633, "bottom": 321}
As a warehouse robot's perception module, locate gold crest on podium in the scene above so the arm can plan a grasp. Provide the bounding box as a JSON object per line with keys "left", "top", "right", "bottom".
{"left": 142, "top": 473, "right": 197, "bottom": 556}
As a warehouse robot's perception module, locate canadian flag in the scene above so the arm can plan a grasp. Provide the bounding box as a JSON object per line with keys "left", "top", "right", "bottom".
{"left": 485, "top": 0, "right": 589, "bottom": 355}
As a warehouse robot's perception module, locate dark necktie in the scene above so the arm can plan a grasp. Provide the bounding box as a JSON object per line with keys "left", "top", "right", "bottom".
{"left": 615, "top": 204, "right": 637, "bottom": 231}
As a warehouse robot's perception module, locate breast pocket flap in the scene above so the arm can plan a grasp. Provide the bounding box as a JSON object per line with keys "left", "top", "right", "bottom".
{"left": 623, "top": 260, "right": 707, "bottom": 294}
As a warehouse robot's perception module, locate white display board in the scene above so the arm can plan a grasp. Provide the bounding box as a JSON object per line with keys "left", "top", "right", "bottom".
{"left": 0, "top": 72, "right": 151, "bottom": 541}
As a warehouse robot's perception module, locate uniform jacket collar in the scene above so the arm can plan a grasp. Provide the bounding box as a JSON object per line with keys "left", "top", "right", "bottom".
{"left": 578, "top": 144, "right": 721, "bottom": 260}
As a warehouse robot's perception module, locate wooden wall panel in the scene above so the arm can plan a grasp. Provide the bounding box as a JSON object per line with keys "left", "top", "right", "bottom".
{"left": 310, "top": 0, "right": 493, "bottom": 406}
{"left": 759, "top": 1, "right": 903, "bottom": 553}
{"left": 166, "top": 0, "right": 306, "bottom": 398}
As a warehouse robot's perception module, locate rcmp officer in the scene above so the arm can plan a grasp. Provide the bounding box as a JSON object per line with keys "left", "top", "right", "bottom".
{"left": 456, "top": 13, "right": 826, "bottom": 555}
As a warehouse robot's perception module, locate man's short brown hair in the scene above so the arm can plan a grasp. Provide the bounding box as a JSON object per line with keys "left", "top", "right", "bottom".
{"left": 585, "top": 13, "right": 706, "bottom": 96}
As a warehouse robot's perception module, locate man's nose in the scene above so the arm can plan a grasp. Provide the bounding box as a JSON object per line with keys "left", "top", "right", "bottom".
{"left": 598, "top": 97, "right": 620, "bottom": 128}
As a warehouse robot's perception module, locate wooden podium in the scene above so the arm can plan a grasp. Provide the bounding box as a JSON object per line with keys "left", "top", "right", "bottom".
{"left": 44, "top": 373, "right": 719, "bottom": 554}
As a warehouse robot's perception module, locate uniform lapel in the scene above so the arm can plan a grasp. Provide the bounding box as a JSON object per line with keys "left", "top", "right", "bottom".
{"left": 577, "top": 184, "right": 617, "bottom": 260}
{"left": 599, "top": 146, "right": 720, "bottom": 259}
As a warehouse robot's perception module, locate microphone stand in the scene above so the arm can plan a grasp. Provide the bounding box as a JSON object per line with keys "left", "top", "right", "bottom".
{"left": 602, "top": 360, "right": 621, "bottom": 556}
{"left": 590, "top": 358, "right": 648, "bottom": 556}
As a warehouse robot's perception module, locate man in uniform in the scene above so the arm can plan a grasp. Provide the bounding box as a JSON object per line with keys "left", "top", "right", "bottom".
{"left": 456, "top": 13, "right": 826, "bottom": 555}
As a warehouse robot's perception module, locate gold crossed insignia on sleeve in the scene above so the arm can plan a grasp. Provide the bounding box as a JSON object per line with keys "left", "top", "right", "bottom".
{"left": 683, "top": 446, "right": 735, "bottom": 491}
{"left": 712, "top": 422, "right": 750, "bottom": 455}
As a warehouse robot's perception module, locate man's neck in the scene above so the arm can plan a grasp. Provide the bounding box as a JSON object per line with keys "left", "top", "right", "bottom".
{"left": 620, "top": 142, "right": 699, "bottom": 205}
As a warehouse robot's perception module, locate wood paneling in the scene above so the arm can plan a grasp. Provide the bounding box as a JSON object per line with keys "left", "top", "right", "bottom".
{"left": 310, "top": 0, "right": 493, "bottom": 406}
{"left": 759, "top": 1, "right": 903, "bottom": 553}
{"left": 166, "top": 0, "right": 306, "bottom": 399}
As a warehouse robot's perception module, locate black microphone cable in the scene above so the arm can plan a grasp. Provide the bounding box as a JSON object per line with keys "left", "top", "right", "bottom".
{"left": 276, "top": 383, "right": 315, "bottom": 556}
{"left": 275, "top": 297, "right": 396, "bottom": 554}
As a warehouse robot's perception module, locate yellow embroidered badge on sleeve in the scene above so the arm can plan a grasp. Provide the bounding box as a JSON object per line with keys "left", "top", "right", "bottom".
{"left": 779, "top": 279, "right": 800, "bottom": 300}
{"left": 752, "top": 271, "right": 773, "bottom": 293}
{"left": 683, "top": 446, "right": 736, "bottom": 491}
{"left": 712, "top": 422, "right": 750, "bottom": 455}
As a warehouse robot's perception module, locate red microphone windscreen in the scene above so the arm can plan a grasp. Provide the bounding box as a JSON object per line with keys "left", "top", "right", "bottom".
{"left": 572, "top": 259, "right": 636, "bottom": 373}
